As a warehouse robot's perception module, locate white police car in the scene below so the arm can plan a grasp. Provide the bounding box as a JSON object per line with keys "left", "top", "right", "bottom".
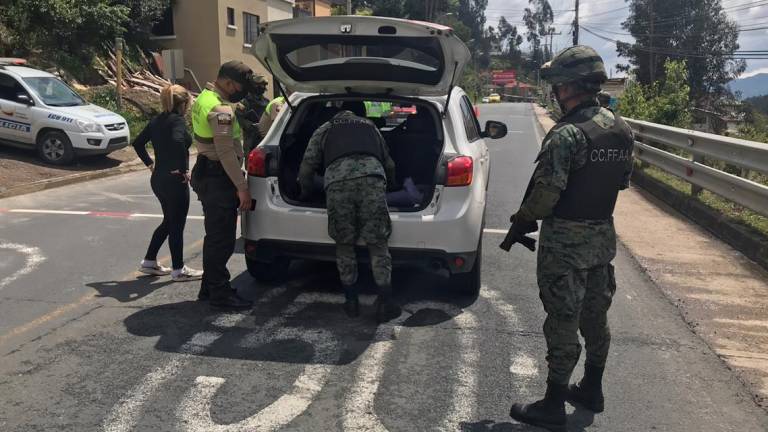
{"left": 0, "top": 59, "right": 130, "bottom": 165}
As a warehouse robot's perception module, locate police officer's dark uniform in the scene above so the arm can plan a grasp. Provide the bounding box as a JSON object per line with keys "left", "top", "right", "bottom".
{"left": 235, "top": 74, "right": 269, "bottom": 155}
{"left": 190, "top": 61, "right": 253, "bottom": 310}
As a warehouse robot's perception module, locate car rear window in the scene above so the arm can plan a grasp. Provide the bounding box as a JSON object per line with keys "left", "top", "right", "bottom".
{"left": 272, "top": 34, "right": 445, "bottom": 85}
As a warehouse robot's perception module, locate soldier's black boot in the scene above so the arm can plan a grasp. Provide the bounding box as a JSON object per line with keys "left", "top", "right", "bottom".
{"left": 342, "top": 284, "right": 360, "bottom": 318}
{"left": 567, "top": 363, "right": 605, "bottom": 413}
{"left": 374, "top": 285, "right": 401, "bottom": 324}
{"left": 509, "top": 380, "right": 567, "bottom": 432}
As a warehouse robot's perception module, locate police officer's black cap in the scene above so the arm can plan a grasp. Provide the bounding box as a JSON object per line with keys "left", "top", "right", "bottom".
{"left": 218, "top": 60, "right": 253, "bottom": 86}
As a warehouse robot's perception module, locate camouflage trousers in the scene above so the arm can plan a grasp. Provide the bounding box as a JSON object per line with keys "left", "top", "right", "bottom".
{"left": 326, "top": 176, "right": 392, "bottom": 288}
{"left": 537, "top": 217, "right": 618, "bottom": 385}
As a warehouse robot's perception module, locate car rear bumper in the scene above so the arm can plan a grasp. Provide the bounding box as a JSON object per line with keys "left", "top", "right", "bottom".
{"left": 244, "top": 238, "right": 478, "bottom": 274}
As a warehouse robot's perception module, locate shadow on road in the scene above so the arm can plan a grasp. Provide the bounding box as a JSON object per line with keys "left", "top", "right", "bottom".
{"left": 461, "top": 405, "right": 595, "bottom": 432}
{"left": 87, "top": 275, "right": 174, "bottom": 303}
{"left": 119, "top": 260, "right": 480, "bottom": 366}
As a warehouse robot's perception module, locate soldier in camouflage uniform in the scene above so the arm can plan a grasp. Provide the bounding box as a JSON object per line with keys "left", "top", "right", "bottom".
{"left": 507, "top": 46, "right": 634, "bottom": 432}
{"left": 297, "top": 101, "right": 401, "bottom": 323}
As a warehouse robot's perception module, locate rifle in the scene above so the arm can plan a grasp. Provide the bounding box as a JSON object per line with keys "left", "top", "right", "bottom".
{"left": 500, "top": 174, "right": 538, "bottom": 252}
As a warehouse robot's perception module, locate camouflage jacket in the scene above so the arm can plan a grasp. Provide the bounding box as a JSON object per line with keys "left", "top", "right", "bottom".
{"left": 298, "top": 111, "right": 396, "bottom": 192}
{"left": 519, "top": 103, "right": 633, "bottom": 269}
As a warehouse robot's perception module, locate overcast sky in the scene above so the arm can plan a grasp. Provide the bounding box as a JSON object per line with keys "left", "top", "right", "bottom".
{"left": 485, "top": 0, "right": 768, "bottom": 78}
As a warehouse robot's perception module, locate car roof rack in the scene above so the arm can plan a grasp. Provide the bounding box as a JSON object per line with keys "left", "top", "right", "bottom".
{"left": 0, "top": 58, "right": 27, "bottom": 69}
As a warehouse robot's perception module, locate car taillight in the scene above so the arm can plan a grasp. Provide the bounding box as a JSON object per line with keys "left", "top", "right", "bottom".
{"left": 247, "top": 147, "right": 267, "bottom": 177}
{"left": 446, "top": 156, "right": 473, "bottom": 187}
{"left": 473, "top": 105, "right": 480, "bottom": 117}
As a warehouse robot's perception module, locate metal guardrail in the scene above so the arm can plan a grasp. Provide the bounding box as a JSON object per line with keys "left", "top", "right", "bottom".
{"left": 625, "top": 118, "right": 768, "bottom": 217}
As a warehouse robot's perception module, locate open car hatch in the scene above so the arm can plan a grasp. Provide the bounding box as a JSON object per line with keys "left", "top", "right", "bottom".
{"left": 253, "top": 16, "right": 471, "bottom": 97}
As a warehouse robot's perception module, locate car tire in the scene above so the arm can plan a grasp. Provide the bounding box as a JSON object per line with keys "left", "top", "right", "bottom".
{"left": 37, "top": 130, "right": 75, "bottom": 165}
{"left": 450, "top": 236, "right": 482, "bottom": 296}
{"left": 246, "top": 256, "right": 291, "bottom": 283}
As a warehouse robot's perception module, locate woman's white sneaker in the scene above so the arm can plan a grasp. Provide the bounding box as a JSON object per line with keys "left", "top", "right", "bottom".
{"left": 172, "top": 266, "right": 204, "bottom": 282}
{"left": 139, "top": 260, "right": 172, "bottom": 276}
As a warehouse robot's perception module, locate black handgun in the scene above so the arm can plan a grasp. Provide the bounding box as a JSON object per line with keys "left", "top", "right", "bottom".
{"left": 500, "top": 229, "right": 537, "bottom": 252}
{"left": 500, "top": 173, "right": 538, "bottom": 252}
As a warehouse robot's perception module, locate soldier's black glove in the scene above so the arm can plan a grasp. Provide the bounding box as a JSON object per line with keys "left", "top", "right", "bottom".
{"left": 510, "top": 212, "right": 538, "bottom": 234}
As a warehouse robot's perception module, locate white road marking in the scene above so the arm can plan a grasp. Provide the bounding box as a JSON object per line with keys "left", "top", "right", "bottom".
{"left": 481, "top": 286, "right": 540, "bottom": 390}
{"left": 132, "top": 213, "right": 205, "bottom": 220}
{"left": 0, "top": 242, "right": 46, "bottom": 291}
{"left": 343, "top": 301, "right": 470, "bottom": 432}
{"left": 484, "top": 228, "right": 539, "bottom": 237}
{"left": 102, "top": 318, "right": 244, "bottom": 432}
{"left": 9, "top": 209, "right": 89, "bottom": 215}
{"left": 4, "top": 208, "right": 204, "bottom": 220}
{"left": 179, "top": 326, "right": 339, "bottom": 432}
{"left": 439, "top": 311, "right": 480, "bottom": 431}
{"left": 104, "top": 278, "right": 320, "bottom": 431}
{"left": 510, "top": 353, "right": 539, "bottom": 377}
{"left": 343, "top": 314, "right": 409, "bottom": 432}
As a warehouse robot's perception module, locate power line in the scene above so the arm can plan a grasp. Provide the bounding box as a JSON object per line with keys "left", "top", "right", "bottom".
{"left": 581, "top": 26, "right": 768, "bottom": 59}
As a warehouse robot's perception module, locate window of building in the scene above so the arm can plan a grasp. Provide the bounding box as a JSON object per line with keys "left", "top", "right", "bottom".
{"left": 243, "top": 13, "right": 260, "bottom": 45}
{"left": 151, "top": 6, "right": 174, "bottom": 37}
{"left": 227, "top": 7, "right": 236, "bottom": 27}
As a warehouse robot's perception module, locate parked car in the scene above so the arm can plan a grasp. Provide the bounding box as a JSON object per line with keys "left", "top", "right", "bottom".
{"left": 481, "top": 96, "right": 490, "bottom": 103}
{"left": 243, "top": 16, "right": 508, "bottom": 294}
{"left": 488, "top": 93, "right": 501, "bottom": 103}
{"left": 0, "top": 58, "right": 129, "bottom": 165}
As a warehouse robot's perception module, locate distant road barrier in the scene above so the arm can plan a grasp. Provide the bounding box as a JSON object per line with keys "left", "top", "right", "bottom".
{"left": 626, "top": 118, "right": 768, "bottom": 217}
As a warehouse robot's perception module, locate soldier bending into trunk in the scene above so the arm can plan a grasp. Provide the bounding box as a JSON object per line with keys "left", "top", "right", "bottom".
{"left": 298, "top": 101, "right": 401, "bottom": 323}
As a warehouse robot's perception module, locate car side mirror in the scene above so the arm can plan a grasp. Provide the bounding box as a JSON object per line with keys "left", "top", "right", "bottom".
{"left": 482, "top": 120, "right": 507, "bottom": 139}
{"left": 16, "top": 94, "right": 33, "bottom": 106}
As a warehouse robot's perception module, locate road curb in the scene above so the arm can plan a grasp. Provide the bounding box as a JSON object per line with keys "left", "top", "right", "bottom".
{"left": 0, "top": 159, "right": 148, "bottom": 200}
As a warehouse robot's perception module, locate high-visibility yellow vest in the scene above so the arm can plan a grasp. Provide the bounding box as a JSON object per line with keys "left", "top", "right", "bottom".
{"left": 191, "top": 88, "right": 241, "bottom": 141}
{"left": 265, "top": 96, "right": 285, "bottom": 116}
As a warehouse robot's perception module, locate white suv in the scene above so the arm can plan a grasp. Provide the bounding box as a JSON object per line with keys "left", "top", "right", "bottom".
{"left": 242, "top": 17, "right": 507, "bottom": 294}
{"left": 0, "top": 59, "right": 130, "bottom": 165}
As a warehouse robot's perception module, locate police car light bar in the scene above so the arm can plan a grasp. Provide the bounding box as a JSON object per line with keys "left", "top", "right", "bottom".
{"left": 0, "top": 58, "right": 27, "bottom": 66}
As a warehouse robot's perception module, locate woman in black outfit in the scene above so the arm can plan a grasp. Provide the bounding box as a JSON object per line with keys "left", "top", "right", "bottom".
{"left": 132, "top": 85, "right": 202, "bottom": 281}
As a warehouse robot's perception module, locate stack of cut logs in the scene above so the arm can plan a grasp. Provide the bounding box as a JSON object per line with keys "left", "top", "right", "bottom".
{"left": 94, "top": 47, "right": 174, "bottom": 95}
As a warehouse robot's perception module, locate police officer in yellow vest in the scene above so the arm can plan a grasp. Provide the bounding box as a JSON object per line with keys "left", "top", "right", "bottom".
{"left": 190, "top": 61, "right": 254, "bottom": 310}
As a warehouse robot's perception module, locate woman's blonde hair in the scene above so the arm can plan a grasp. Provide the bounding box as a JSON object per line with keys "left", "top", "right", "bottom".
{"left": 160, "top": 84, "right": 191, "bottom": 113}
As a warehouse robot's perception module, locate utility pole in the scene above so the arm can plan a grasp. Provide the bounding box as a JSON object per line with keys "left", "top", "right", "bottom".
{"left": 649, "top": 0, "right": 655, "bottom": 83}
{"left": 573, "top": 0, "right": 580, "bottom": 45}
{"left": 347, "top": 0, "right": 352, "bottom": 15}
{"left": 115, "top": 37, "right": 123, "bottom": 110}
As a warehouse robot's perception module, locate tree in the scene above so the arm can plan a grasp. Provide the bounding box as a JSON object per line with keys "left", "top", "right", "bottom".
{"left": 523, "top": 0, "right": 554, "bottom": 69}
{"left": 618, "top": 0, "right": 745, "bottom": 104}
{"left": 618, "top": 59, "right": 692, "bottom": 128}
{"left": 497, "top": 16, "right": 524, "bottom": 64}
{"left": 0, "top": 0, "right": 128, "bottom": 71}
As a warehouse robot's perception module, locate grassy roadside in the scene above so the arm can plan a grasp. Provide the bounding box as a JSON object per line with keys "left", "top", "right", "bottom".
{"left": 638, "top": 163, "right": 768, "bottom": 236}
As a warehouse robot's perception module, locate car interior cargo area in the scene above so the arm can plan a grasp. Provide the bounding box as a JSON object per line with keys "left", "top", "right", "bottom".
{"left": 278, "top": 97, "right": 444, "bottom": 212}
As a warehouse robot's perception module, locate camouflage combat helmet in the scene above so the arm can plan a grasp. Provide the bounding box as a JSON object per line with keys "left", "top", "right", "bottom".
{"left": 540, "top": 45, "right": 607, "bottom": 86}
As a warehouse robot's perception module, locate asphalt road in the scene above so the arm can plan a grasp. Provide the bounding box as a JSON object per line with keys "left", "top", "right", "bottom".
{"left": 1, "top": 103, "right": 767, "bottom": 431}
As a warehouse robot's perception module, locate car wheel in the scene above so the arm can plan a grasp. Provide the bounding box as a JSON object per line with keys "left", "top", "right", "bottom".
{"left": 246, "top": 256, "right": 291, "bottom": 283}
{"left": 450, "top": 236, "right": 482, "bottom": 296}
{"left": 37, "top": 130, "right": 75, "bottom": 165}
